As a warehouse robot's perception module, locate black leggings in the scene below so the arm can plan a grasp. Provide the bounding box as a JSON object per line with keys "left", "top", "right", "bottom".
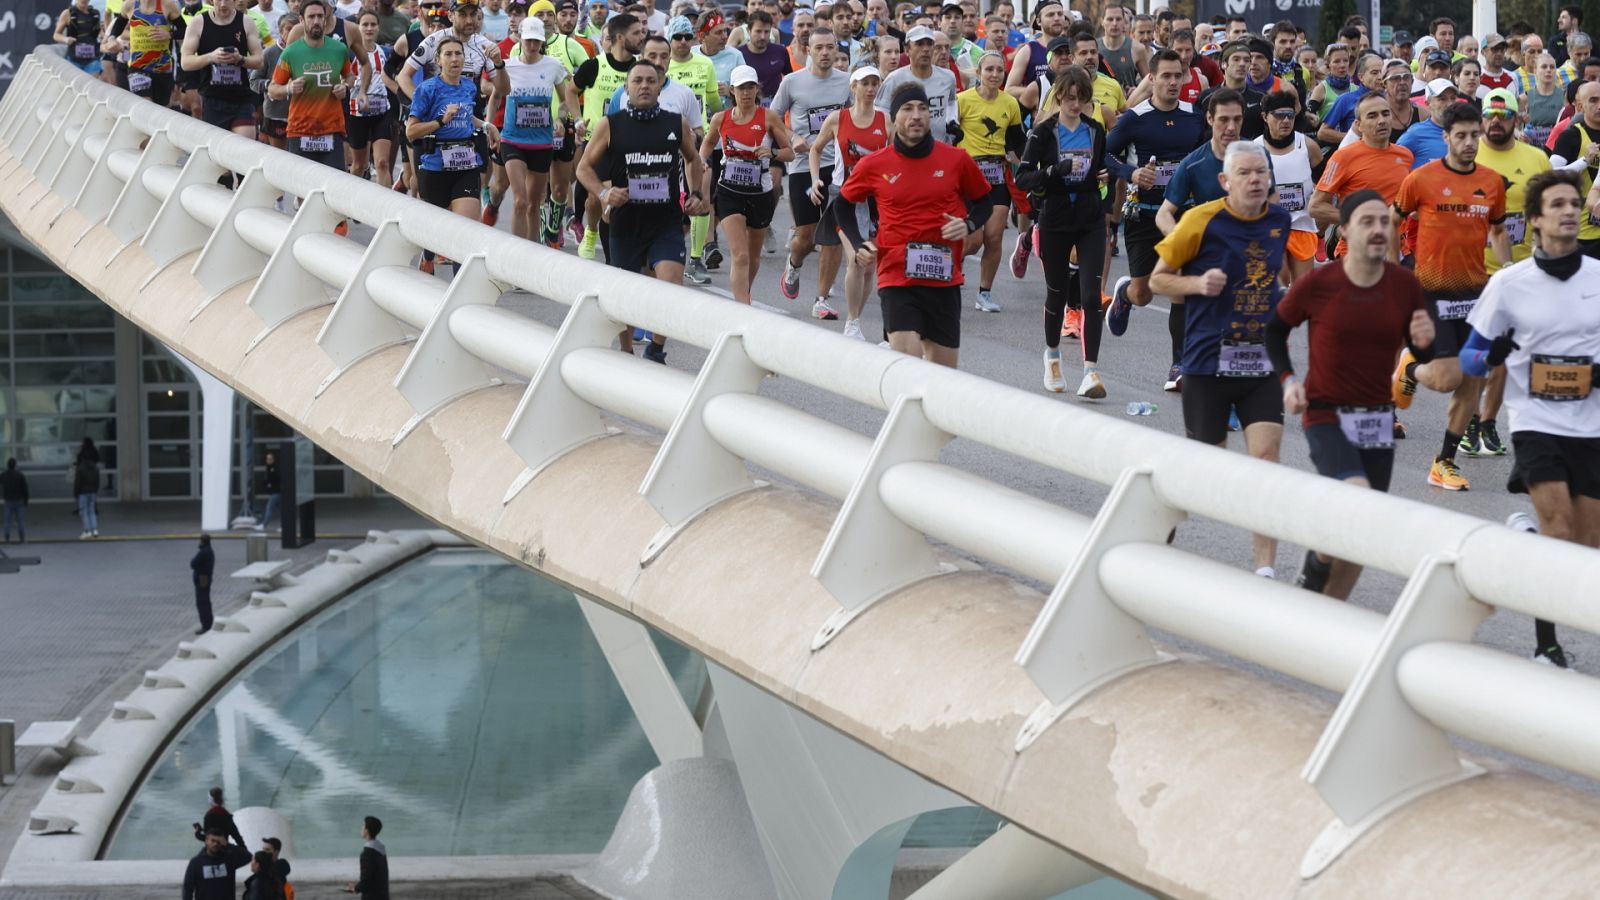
{"left": 1041, "top": 222, "right": 1107, "bottom": 362}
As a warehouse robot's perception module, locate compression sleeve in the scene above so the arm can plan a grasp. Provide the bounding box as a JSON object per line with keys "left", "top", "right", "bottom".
{"left": 1459, "top": 328, "right": 1494, "bottom": 377}
{"left": 1004, "top": 122, "right": 1026, "bottom": 155}
{"left": 1265, "top": 311, "right": 1294, "bottom": 379}
{"left": 964, "top": 188, "right": 995, "bottom": 230}
{"left": 833, "top": 192, "right": 866, "bottom": 248}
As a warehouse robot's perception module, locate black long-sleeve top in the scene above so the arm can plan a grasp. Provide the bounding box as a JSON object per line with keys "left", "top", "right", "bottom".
{"left": 1014, "top": 113, "right": 1109, "bottom": 232}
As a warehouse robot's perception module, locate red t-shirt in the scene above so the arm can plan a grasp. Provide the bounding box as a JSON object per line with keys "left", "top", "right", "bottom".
{"left": 1276, "top": 261, "right": 1428, "bottom": 426}
{"left": 840, "top": 139, "right": 991, "bottom": 288}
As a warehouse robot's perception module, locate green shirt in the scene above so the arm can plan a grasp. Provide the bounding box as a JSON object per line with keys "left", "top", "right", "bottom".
{"left": 272, "top": 38, "right": 356, "bottom": 137}
{"left": 668, "top": 52, "right": 722, "bottom": 120}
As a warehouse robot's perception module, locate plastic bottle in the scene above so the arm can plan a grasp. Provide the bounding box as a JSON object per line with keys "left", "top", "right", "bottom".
{"left": 1125, "top": 402, "right": 1158, "bottom": 416}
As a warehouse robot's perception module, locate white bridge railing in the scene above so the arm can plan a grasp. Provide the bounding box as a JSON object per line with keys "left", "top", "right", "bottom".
{"left": 7, "top": 48, "right": 1600, "bottom": 874}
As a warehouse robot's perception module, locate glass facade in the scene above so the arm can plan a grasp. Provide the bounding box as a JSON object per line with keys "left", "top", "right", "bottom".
{"left": 0, "top": 242, "right": 119, "bottom": 502}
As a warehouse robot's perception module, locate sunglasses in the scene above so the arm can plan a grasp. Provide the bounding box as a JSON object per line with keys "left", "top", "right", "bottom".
{"left": 1267, "top": 109, "right": 1295, "bottom": 119}
{"left": 1483, "top": 107, "right": 1515, "bottom": 118}
{"left": 672, "top": 32, "right": 693, "bottom": 38}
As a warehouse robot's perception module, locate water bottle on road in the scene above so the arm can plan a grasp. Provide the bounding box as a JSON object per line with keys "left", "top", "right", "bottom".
{"left": 1125, "top": 402, "right": 1158, "bottom": 416}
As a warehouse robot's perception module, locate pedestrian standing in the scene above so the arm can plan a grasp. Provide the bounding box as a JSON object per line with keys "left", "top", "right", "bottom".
{"left": 346, "top": 815, "right": 390, "bottom": 898}
{"left": 263, "top": 837, "right": 294, "bottom": 899}
{"left": 182, "top": 828, "right": 252, "bottom": 900}
{"left": 191, "top": 537, "right": 217, "bottom": 636}
{"left": 243, "top": 850, "right": 286, "bottom": 900}
{"left": 73, "top": 437, "right": 101, "bottom": 539}
{"left": 1, "top": 458, "right": 27, "bottom": 544}
{"left": 257, "top": 453, "right": 282, "bottom": 530}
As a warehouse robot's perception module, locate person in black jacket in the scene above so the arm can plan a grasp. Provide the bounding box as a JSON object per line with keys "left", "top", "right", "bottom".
{"left": 192, "top": 785, "right": 246, "bottom": 847}
{"left": 73, "top": 437, "right": 101, "bottom": 539}
{"left": 1015, "top": 63, "right": 1109, "bottom": 400}
{"left": 1, "top": 458, "right": 27, "bottom": 544}
{"left": 183, "top": 828, "right": 252, "bottom": 900}
{"left": 257, "top": 452, "right": 282, "bottom": 530}
{"left": 243, "top": 850, "right": 286, "bottom": 900}
{"left": 190, "top": 536, "right": 217, "bottom": 635}
{"left": 347, "top": 815, "right": 390, "bottom": 898}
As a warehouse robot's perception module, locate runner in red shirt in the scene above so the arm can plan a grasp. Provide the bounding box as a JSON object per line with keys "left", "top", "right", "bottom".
{"left": 1267, "top": 189, "right": 1434, "bottom": 598}
{"left": 834, "top": 83, "right": 993, "bottom": 366}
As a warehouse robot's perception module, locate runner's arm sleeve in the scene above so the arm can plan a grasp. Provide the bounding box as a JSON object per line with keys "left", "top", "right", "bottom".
{"left": 1013, "top": 122, "right": 1050, "bottom": 191}
{"left": 1265, "top": 311, "right": 1294, "bottom": 378}
{"left": 833, "top": 191, "right": 867, "bottom": 247}
{"left": 1005, "top": 122, "right": 1026, "bottom": 154}
{"left": 573, "top": 57, "right": 598, "bottom": 91}
{"left": 1552, "top": 126, "right": 1583, "bottom": 166}
{"left": 1459, "top": 329, "right": 1494, "bottom": 377}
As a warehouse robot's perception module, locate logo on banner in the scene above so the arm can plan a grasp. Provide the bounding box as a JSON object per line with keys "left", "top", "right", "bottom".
{"left": 1276, "top": 0, "right": 1293, "bottom": 9}
{"left": 1224, "top": 0, "right": 1254, "bottom": 13}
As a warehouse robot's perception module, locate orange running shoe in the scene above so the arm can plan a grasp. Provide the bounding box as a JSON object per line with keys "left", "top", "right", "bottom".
{"left": 1392, "top": 349, "right": 1418, "bottom": 409}
{"left": 1061, "top": 308, "right": 1082, "bottom": 340}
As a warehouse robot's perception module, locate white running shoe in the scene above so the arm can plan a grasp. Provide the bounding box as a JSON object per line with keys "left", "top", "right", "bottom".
{"left": 842, "top": 318, "right": 865, "bottom": 341}
{"left": 1255, "top": 566, "right": 1277, "bottom": 579}
{"left": 763, "top": 230, "right": 778, "bottom": 256}
{"left": 974, "top": 290, "right": 1001, "bottom": 313}
{"left": 1506, "top": 511, "right": 1538, "bottom": 534}
{"left": 1043, "top": 349, "right": 1065, "bottom": 392}
{"left": 1076, "top": 368, "right": 1106, "bottom": 399}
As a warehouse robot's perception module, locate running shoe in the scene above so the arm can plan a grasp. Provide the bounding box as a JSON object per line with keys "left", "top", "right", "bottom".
{"left": 1076, "top": 368, "right": 1106, "bottom": 400}
{"left": 684, "top": 258, "right": 711, "bottom": 285}
{"left": 1295, "top": 549, "right": 1331, "bottom": 593}
{"left": 578, "top": 229, "right": 598, "bottom": 260}
{"left": 1506, "top": 511, "right": 1538, "bottom": 534}
{"left": 974, "top": 290, "right": 1001, "bottom": 313}
{"left": 764, "top": 230, "right": 778, "bottom": 256}
{"left": 842, "top": 318, "right": 865, "bottom": 341}
{"left": 704, "top": 242, "right": 724, "bottom": 270}
{"left": 812, "top": 297, "right": 839, "bottom": 319}
{"left": 567, "top": 214, "right": 585, "bottom": 248}
{"left": 1227, "top": 407, "right": 1241, "bottom": 432}
{"left": 1061, "top": 308, "right": 1082, "bottom": 340}
{"left": 334, "top": 219, "right": 349, "bottom": 237}
{"left": 1164, "top": 365, "right": 1183, "bottom": 393}
{"left": 1460, "top": 414, "right": 1482, "bottom": 457}
{"left": 780, "top": 258, "right": 801, "bottom": 300}
{"left": 1391, "top": 348, "right": 1418, "bottom": 409}
{"left": 1534, "top": 644, "right": 1571, "bottom": 668}
{"left": 1428, "top": 457, "right": 1469, "bottom": 491}
{"left": 1480, "top": 419, "right": 1507, "bottom": 455}
{"left": 481, "top": 203, "right": 499, "bottom": 227}
{"left": 1009, "top": 227, "right": 1032, "bottom": 278}
{"left": 1394, "top": 417, "right": 1408, "bottom": 440}
{"left": 1043, "top": 349, "right": 1065, "bottom": 392}
{"left": 642, "top": 342, "right": 667, "bottom": 364}
{"left": 1107, "top": 275, "right": 1133, "bottom": 336}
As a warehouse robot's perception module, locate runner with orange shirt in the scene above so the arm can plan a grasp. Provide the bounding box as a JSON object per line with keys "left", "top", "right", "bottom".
{"left": 1308, "top": 91, "right": 1412, "bottom": 255}
{"left": 1391, "top": 102, "right": 1512, "bottom": 492}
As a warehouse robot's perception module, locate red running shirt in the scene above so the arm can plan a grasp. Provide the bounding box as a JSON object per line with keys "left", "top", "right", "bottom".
{"left": 835, "top": 107, "right": 888, "bottom": 175}
{"left": 840, "top": 139, "right": 992, "bottom": 289}
{"left": 1276, "top": 261, "right": 1428, "bottom": 427}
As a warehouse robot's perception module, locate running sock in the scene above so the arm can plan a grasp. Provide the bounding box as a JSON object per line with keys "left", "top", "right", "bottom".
{"left": 1536, "top": 618, "right": 1559, "bottom": 649}
{"left": 1168, "top": 309, "right": 1184, "bottom": 364}
{"left": 1440, "top": 431, "right": 1462, "bottom": 462}
{"left": 690, "top": 214, "right": 709, "bottom": 259}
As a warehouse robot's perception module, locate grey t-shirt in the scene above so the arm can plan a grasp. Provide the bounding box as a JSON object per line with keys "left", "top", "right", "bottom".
{"left": 770, "top": 67, "right": 851, "bottom": 174}
{"left": 875, "top": 65, "right": 959, "bottom": 143}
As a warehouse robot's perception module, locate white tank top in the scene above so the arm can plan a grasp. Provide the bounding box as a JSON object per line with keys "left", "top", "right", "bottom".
{"left": 1258, "top": 131, "right": 1314, "bottom": 233}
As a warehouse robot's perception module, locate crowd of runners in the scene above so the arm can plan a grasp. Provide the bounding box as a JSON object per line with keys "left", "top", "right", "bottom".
{"left": 54, "top": 0, "right": 1600, "bottom": 664}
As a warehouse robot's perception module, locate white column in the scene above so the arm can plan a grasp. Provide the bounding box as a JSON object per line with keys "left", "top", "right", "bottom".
{"left": 1472, "top": 0, "right": 1498, "bottom": 44}
{"left": 164, "top": 343, "right": 235, "bottom": 532}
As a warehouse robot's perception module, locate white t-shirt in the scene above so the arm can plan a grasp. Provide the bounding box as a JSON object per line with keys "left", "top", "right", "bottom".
{"left": 1468, "top": 257, "right": 1600, "bottom": 437}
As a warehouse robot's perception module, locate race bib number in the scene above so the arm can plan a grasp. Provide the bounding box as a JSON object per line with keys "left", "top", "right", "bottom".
{"left": 628, "top": 174, "right": 670, "bottom": 202}
{"left": 1218, "top": 339, "right": 1269, "bottom": 377}
{"left": 299, "top": 134, "right": 334, "bottom": 152}
{"left": 978, "top": 158, "right": 1005, "bottom": 185}
{"left": 807, "top": 106, "right": 839, "bottom": 134}
{"left": 1337, "top": 404, "right": 1396, "bottom": 449}
{"left": 722, "top": 158, "right": 762, "bottom": 188}
{"left": 1435, "top": 297, "right": 1476, "bottom": 320}
{"left": 1153, "top": 161, "right": 1179, "bottom": 187}
{"left": 210, "top": 63, "right": 242, "bottom": 85}
{"left": 440, "top": 142, "right": 477, "bottom": 170}
{"left": 1276, "top": 183, "right": 1306, "bottom": 212}
{"left": 73, "top": 42, "right": 97, "bottom": 60}
{"left": 128, "top": 71, "right": 153, "bottom": 94}
{"left": 514, "top": 102, "right": 550, "bottom": 129}
{"left": 1526, "top": 125, "right": 1552, "bottom": 144}
{"left": 364, "top": 92, "right": 390, "bottom": 115}
{"left": 1056, "top": 149, "right": 1091, "bottom": 181}
{"left": 1500, "top": 213, "right": 1526, "bottom": 245}
{"left": 904, "top": 241, "right": 954, "bottom": 282}
{"left": 1529, "top": 354, "right": 1593, "bottom": 401}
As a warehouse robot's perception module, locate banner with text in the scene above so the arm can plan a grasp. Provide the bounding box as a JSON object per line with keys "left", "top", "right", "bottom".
{"left": 0, "top": 2, "right": 62, "bottom": 98}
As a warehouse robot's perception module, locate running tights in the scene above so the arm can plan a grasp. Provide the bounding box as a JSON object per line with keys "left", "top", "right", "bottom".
{"left": 1041, "top": 223, "right": 1106, "bottom": 362}
{"left": 1169, "top": 303, "right": 1184, "bottom": 365}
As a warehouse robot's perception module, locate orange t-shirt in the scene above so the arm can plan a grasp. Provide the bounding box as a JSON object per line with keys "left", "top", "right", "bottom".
{"left": 1394, "top": 159, "right": 1507, "bottom": 296}
{"left": 1314, "top": 140, "right": 1414, "bottom": 256}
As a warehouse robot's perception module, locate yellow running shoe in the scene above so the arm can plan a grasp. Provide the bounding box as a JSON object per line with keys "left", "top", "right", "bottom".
{"left": 578, "top": 229, "right": 598, "bottom": 260}
{"left": 1428, "top": 457, "right": 1469, "bottom": 491}
{"left": 1392, "top": 348, "right": 1418, "bottom": 409}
